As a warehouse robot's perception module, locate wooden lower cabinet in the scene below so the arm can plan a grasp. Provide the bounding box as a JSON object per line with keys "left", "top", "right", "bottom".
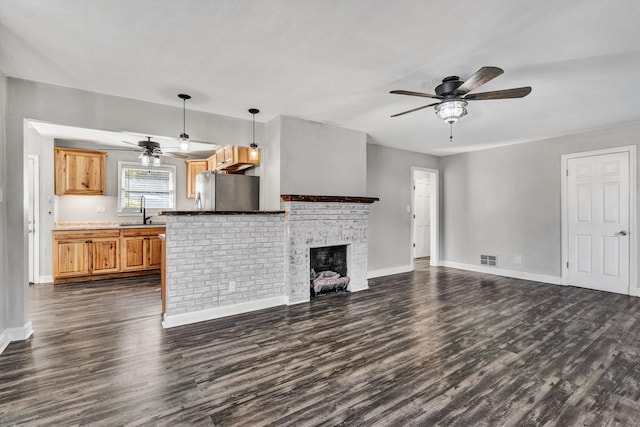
{"left": 53, "top": 227, "right": 164, "bottom": 284}
{"left": 121, "top": 228, "right": 164, "bottom": 271}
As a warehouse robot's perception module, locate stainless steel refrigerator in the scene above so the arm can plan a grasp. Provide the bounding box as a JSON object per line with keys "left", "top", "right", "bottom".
{"left": 195, "top": 171, "right": 259, "bottom": 211}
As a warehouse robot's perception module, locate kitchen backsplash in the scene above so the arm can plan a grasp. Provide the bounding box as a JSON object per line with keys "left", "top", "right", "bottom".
{"left": 55, "top": 195, "right": 161, "bottom": 222}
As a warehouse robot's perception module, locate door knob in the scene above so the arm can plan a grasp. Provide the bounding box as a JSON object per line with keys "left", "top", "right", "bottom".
{"left": 618, "top": 231, "right": 628, "bottom": 236}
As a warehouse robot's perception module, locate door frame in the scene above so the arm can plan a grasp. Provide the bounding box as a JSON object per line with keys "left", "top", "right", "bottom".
{"left": 411, "top": 167, "right": 439, "bottom": 268}
{"left": 27, "top": 154, "right": 40, "bottom": 283}
{"left": 561, "top": 145, "right": 637, "bottom": 296}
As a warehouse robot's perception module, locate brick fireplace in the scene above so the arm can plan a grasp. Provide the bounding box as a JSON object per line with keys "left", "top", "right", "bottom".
{"left": 281, "top": 195, "right": 379, "bottom": 304}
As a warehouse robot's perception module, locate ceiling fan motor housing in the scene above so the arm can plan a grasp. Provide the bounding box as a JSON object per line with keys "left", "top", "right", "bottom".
{"left": 435, "top": 76, "right": 464, "bottom": 97}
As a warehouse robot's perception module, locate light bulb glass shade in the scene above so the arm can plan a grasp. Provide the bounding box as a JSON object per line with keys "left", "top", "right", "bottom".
{"left": 152, "top": 156, "right": 161, "bottom": 167}
{"left": 435, "top": 100, "right": 468, "bottom": 124}
{"left": 249, "top": 142, "right": 258, "bottom": 159}
{"left": 179, "top": 133, "right": 190, "bottom": 151}
{"left": 141, "top": 154, "right": 150, "bottom": 166}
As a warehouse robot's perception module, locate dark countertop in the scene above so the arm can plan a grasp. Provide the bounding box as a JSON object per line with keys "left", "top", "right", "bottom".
{"left": 160, "top": 211, "right": 285, "bottom": 216}
{"left": 280, "top": 195, "right": 379, "bottom": 203}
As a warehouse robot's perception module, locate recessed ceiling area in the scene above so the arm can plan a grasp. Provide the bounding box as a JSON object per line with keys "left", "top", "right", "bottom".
{"left": 2, "top": 0, "right": 640, "bottom": 155}
{"left": 28, "top": 121, "right": 216, "bottom": 159}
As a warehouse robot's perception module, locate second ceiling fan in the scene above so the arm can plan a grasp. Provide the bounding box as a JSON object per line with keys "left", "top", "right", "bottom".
{"left": 390, "top": 66, "right": 531, "bottom": 140}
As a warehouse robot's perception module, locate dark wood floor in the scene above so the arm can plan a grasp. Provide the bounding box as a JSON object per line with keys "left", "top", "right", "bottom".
{"left": 2, "top": 261, "right": 640, "bottom": 426}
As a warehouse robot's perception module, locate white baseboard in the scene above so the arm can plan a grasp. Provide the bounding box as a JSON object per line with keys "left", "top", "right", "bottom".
{"left": 0, "top": 321, "right": 34, "bottom": 355}
{"left": 367, "top": 264, "right": 413, "bottom": 279}
{"left": 162, "top": 296, "right": 287, "bottom": 328}
{"left": 440, "top": 261, "right": 562, "bottom": 285}
{"left": 631, "top": 287, "right": 640, "bottom": 297}
{"left": 0, "top": 329, "right": 9, "bottom": 355}
{"left": 37, "top": 275, "right": 53, "bottom": 284}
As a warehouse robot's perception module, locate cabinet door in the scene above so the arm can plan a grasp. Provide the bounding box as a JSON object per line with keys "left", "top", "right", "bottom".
{"left": 207, "top": 154, "right": 217, "bottom": 171}
{"left": 147, "top": 237, "right": 162, "bottom": 269}
{"left": 121, "top": 236, "right": 146, "bottom": 271}
{"left": 54, "top": 240, "right": 90, "bottom": 278}
{"left": 55, "top": 147, "right": 106, "bottom": 195}
{"left": 90, "top": 237, "right": 120, "bottom": 274}
{"left": 186, "top": 160, "right": 208, "bottom": 199}
{"left": 223, "top": 146, "right": 235, "bottom": 165}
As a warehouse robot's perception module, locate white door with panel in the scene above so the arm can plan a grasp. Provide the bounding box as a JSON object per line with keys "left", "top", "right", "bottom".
{"left": 567, "top": 151, "right": 630, "bottom": 294}
{"left": 414, "top": 176, "right": 430, "bottom": 258}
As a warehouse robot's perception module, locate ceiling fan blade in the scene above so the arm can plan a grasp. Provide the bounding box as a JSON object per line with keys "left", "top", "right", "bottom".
{"left": 464, "top": 86, "right": 532, "bottom": 101}
{"left": 96, "top": 147, "right": 141, "bottom": 152}
{"left": 390, "top": 90, "right": 442, "bottom": 100}
{"left": 455, "top": 66, "right": 504, "bottom": 95}
{"left": 391, "top": 102, "right": 440, "bottom": 117}
{"left": 162, "top": 152, "right": 189, "bottom": 159}
{"left": 121, "top": 140, "right": 142, "bottom": 148}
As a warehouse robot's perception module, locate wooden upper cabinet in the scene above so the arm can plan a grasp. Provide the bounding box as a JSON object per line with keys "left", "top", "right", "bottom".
{"left": 54, "top": 147, "right": 107, "bottom": 195}
{"left": 207, "top": 153, "right": 217, "bottom": 171}
{"left": 185, "top": 159, "right": 208, "bottom": 199}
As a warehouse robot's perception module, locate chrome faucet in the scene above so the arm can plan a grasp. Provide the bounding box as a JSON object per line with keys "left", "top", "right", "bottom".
{"left": 140, "top": 195, "right": 151, "bottom": 224}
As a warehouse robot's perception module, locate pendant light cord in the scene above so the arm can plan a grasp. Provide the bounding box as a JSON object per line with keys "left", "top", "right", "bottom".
{"left": 252, "top": 112, "right": 255, "bottom": 145}
{"left": 183, "top": 98, "right": 186, "bottom": 134}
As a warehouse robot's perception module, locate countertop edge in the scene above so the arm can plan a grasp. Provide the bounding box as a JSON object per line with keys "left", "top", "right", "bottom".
{"left": 280, "top": 195, "right": 379, "bottom": 203}
{"left": 160, "top": 210, "right": 285, "bottom": 216}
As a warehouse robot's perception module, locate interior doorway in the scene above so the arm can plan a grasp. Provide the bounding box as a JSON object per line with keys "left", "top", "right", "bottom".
{"left": 411, "top": 167, "right": 439, "bottom": 267}
{"left": 28, "top": 155, "right": 40, "bottom": 284}
{"left": 561, "top": 146, "right": 637, "bottom": 296}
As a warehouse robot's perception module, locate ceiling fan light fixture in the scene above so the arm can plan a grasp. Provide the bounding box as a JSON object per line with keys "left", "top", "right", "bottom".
{"left": 435, "top": 100, "right": 468, "bottom": 124}
{"left": 152, "top": 155, "right": 161, "bottom": 167}
{"left": 178, "top": 93, "right": 192, "bottom": 151}
{"left": 141, "top": 153, "right": 150, "bottom": 167}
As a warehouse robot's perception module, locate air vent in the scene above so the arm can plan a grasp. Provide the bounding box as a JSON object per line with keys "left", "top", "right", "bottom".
{"left": 480, "top": 254, "right": 497, "bottom": 267}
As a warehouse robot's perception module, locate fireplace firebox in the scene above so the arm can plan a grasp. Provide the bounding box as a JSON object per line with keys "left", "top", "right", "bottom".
{"left": 310, "top": 245, "right": 349, "bottom": 297}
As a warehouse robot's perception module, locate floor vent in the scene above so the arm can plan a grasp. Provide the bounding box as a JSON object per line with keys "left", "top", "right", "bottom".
{"left": 480, "top": 255, "right": 497, "bottom": 267}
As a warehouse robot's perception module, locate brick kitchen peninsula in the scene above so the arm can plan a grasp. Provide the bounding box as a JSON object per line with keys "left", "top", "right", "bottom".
{"left": 160, "top": 195, "right": 378, "bottom": 328}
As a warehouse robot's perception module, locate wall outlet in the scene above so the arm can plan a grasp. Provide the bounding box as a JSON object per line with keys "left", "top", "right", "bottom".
{"left": 229, "top": 281, "right": 236, "bottom": 292}
{"left": 515, "top": 255, "right": 522, "bottom": 265}
{"left": 96, "top": 205, "right": 106, "bottom": 213}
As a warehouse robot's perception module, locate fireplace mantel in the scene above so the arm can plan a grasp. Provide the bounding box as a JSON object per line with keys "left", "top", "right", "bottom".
{"left": 280, "top": 195, "right": 379, "bottom": 204}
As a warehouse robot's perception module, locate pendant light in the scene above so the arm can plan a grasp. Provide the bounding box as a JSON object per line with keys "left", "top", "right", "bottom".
{"left": 178, "top": 93, "right": 191, "bottom": 151}
{"left": 248, "top": 108, "right": 259, "bottom": 160}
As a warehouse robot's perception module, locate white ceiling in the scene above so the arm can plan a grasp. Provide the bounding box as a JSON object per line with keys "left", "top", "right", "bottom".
{"left": 2, "top": 0, "right": 640, "bottom": 155}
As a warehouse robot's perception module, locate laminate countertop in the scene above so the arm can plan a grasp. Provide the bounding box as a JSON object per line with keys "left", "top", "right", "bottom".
{"left": 53, "top": 222, "right": 166, "bottom": 231}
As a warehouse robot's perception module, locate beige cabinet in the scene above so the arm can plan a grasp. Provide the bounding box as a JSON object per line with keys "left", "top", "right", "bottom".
{"left": 53, "top": 227, "right": 164, "bottom": 284}
{"left": 185, "top": 159, "right": 208, "bottom": 199}
{"left": 53, "top": 229, "right": 120, "bottom": 281}
{"left": 54, "top": 147, "right": 107, "bottom": 195}
{"left": 121, "top": 228, "right": 165, "bottom": 271}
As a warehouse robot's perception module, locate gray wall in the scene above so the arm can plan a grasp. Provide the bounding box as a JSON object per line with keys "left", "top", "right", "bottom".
{"left": 262, "top": 116, "right": 281, "bottom": 210}
{"left": 279, "top": 116, "right": 367, "bottom": 197}
{"left": 366, "top": 142, "right": 440, "bottom": 271}
{"left": 4, "top": 77, "right": 265, "bottom": 333}
{"left": 0, "top": 71, "right": 7, "bottom": 337}
{"left": 442, "top": 122, "right": 640, "bottom": 290}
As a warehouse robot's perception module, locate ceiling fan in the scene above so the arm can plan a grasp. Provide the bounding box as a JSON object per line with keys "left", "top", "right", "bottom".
{"left": 390, "top": 66, "right": 531, "bottom": 140}
{"left": 119, "top": 136, "right": 188, "bottom": 167}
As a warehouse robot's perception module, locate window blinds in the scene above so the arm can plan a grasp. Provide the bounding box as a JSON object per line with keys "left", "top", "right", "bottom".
{"left": 121, "top": 165, "right": 174, "bottom": 209}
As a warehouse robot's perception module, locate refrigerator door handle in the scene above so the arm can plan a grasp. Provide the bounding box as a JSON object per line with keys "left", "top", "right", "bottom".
{"left": 195, "top": 192, "right": 202, "bottom": 210}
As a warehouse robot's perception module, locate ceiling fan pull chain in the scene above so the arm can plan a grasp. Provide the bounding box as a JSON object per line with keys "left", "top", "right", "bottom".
{"left": 449, "top": 122, "right": 453, "bottom": 143}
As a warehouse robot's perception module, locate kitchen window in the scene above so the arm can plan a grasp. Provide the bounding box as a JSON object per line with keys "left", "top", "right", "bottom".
{"left": 118, "top": 162, "right": 176, "bottom": 213}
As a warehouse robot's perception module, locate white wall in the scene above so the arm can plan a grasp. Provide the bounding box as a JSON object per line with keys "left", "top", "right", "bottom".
{"left": 262, "top": 116, "right": 281, "bottom": 210}
{"left": 279, "top": 116, "right": 367, "bottom": 197}
{"left": 442, "top": 122, "right": 640, "bottom": 291}
{"left": 366, "top": 142, "right": 440, "bottom": 273}
{"left": 25, "top": 124, "right": 55, "bottom": 280}
{"left": 0, "top": 70, "right": 8, "bottom": 351}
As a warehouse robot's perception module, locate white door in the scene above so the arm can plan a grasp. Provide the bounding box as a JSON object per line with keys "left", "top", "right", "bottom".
{"left": 567, "top": 151, "right": 630, "bottom": 294}
{"left": 414, "top": 176, "right": 430, "bottom": 258}
{"left": 28, "top": 156, "right": 35, "bottom": 283}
